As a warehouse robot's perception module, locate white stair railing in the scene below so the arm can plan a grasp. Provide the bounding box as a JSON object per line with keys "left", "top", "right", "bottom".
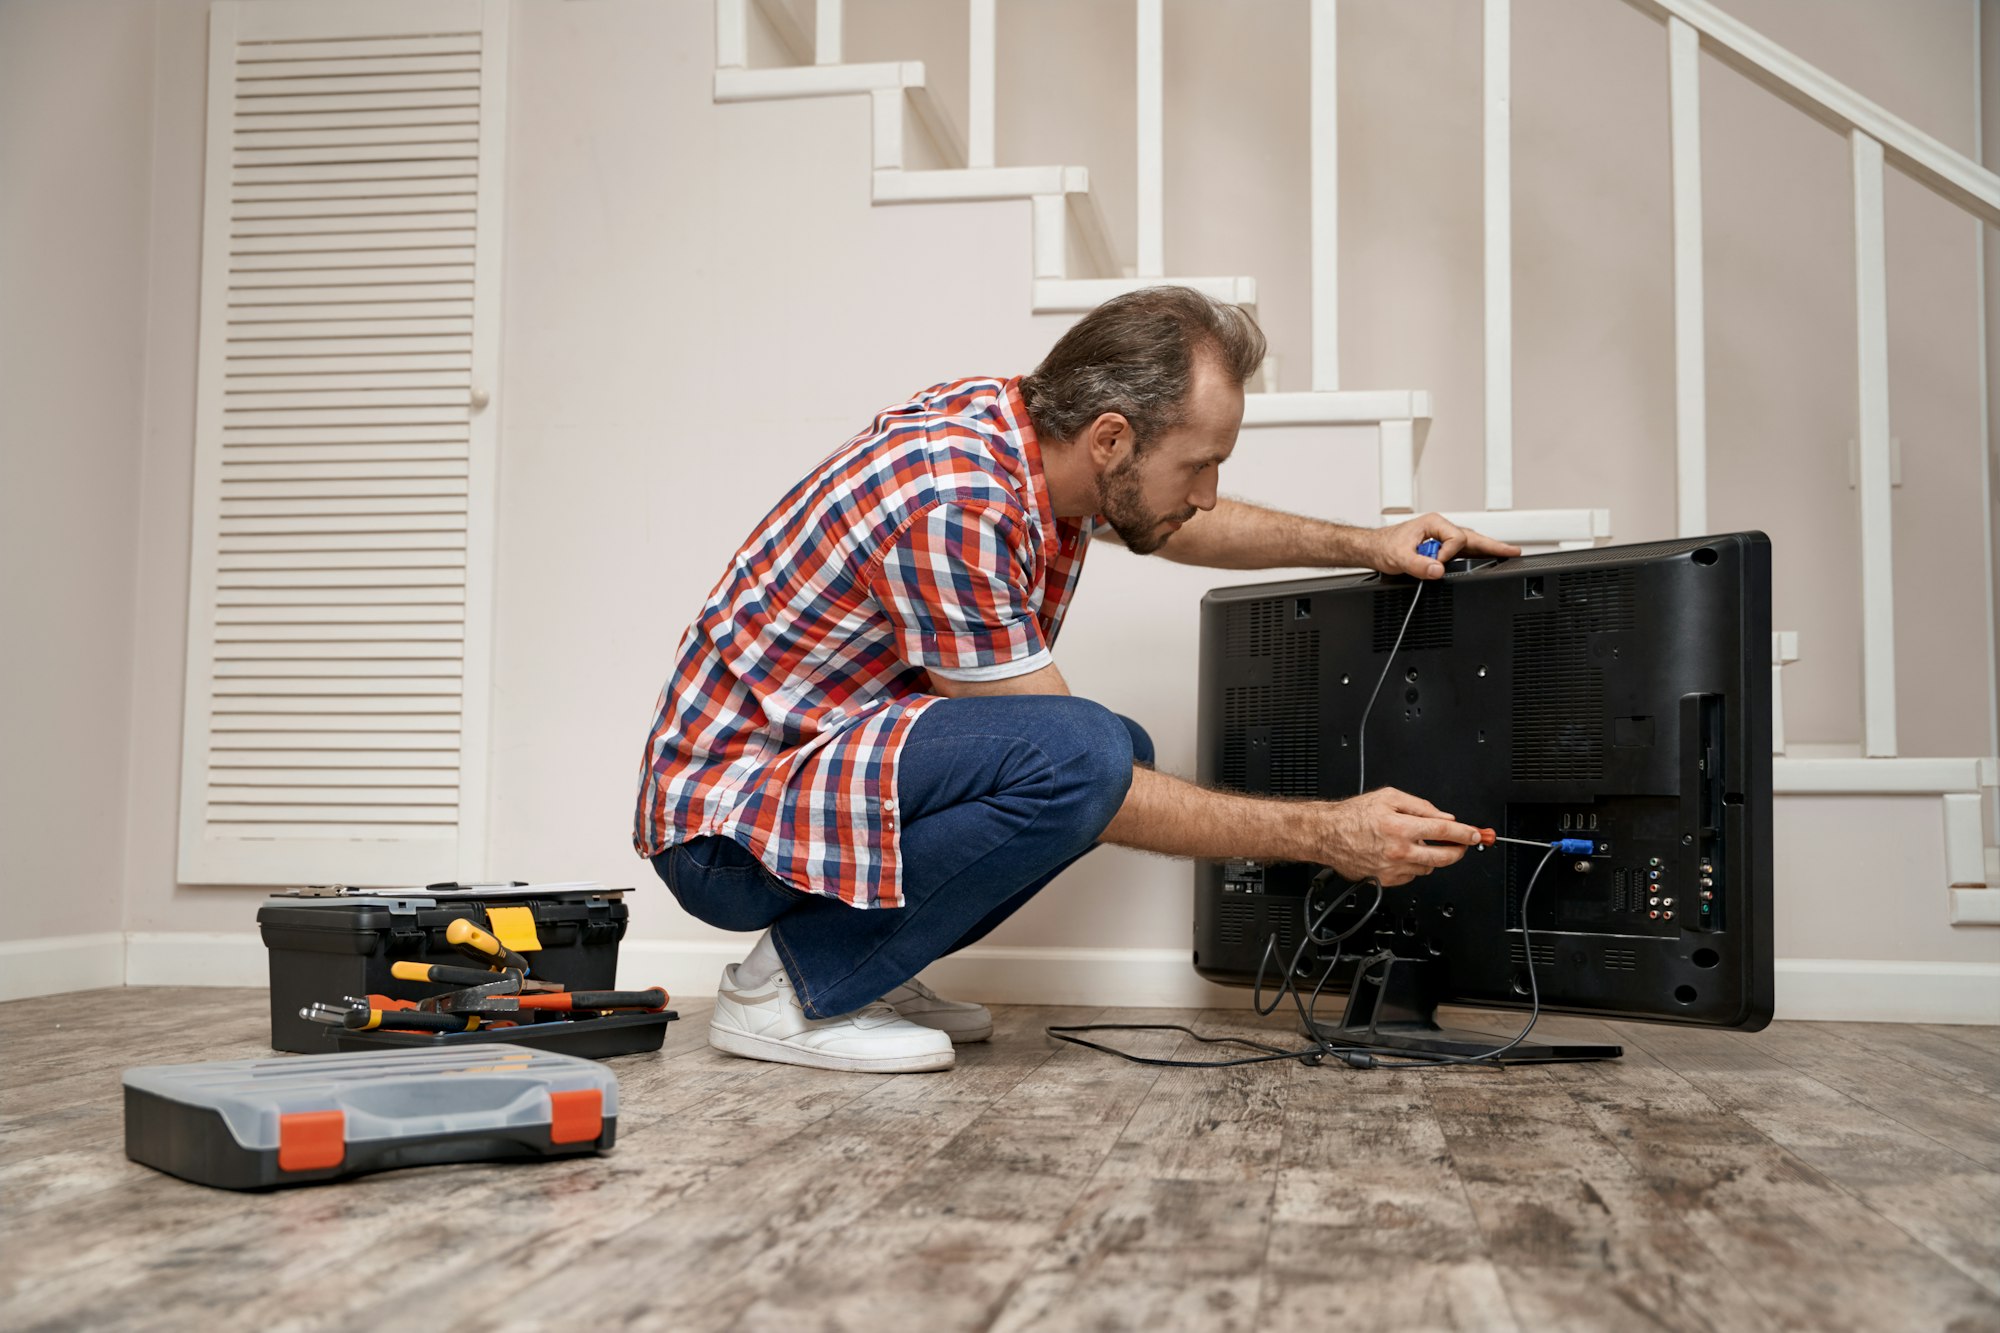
{"left": 1667, "top": 15, "right": 1707, "bottom": 538}
{"left": 1582, "top": 0, "right": 2000, "bottom": 763}
{"left": 967, "top": 0, "right": 995, "bottom": 170}
{"left": 1136, "top": 0, "right": 1165, "bottom": 280}
{"left": 1483, "top": 0, "right": 1514, "bottom": 512}
{"left": 1310, "top": 0, "right": 1339, "bottom": 391}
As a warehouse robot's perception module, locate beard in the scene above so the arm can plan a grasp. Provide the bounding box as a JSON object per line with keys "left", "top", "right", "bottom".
{"left": 1096, "top": 453, "right": 1196, "bottom": 556}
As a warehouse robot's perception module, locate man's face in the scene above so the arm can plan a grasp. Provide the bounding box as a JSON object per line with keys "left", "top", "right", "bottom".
{"left": 1094, "top": 350, "right": 1243, "bottom": 555}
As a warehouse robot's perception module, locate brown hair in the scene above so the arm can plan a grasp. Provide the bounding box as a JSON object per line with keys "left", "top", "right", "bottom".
{"left": 1019, "top": 285, "right": 1266, "bottom": 449}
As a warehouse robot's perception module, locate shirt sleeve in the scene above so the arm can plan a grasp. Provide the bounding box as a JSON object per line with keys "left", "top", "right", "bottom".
{"left": 869, "top": 502, "right": 1051, "bottom": 682}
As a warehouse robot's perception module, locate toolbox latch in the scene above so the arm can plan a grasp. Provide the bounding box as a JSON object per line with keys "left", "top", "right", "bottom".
{"left": 386, "top": 924, "right": 427, "bottom": 955}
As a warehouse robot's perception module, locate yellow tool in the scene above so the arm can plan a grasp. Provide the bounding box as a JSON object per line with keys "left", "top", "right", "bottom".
{"left": 444, "top": 918, "right": 531, "bottom": 974}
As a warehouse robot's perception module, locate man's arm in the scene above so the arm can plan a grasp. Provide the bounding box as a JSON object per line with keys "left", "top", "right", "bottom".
{"left": 1111, "top": 499, "right": 1522, "bottom": 579}
{"left": 1143, "top": 497, "right": 1378, "bottom": 569}
{"left": 928, "top": 667, "right": 1479, "bottom": 885}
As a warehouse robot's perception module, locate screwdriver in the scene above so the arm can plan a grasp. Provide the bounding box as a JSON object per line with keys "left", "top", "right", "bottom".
{"left": 390, "top": 960, "right": 561, "bottom": 994}
{"left": 1476, "top": 829, "right": 1596, "bottom": 855}
{"left": 454, "top": 987, "right": 670, "bottom": 1015}
{"left": 391, "top": 960, "right": 515, "bottom": 988}
{"left": 444, "top": 918, "right": 531, "bottom": 973}
{"left": 300, "top": 1002, "right": 481, "bottom": 1033}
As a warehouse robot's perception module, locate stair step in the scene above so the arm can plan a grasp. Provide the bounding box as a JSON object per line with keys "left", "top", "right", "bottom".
{"left": 1242, "top": 390, "right": 1431, "bottom": 427}
{"left": 1949, "top": 889, "right": 2000, "bottom": 925}
{"left": 874, "top": 165, "right": 1087, "bottom": 204}
{"left": 1397, "top": 507, "right": 1612, "bottom": 549}
{"left": 715, "top": 62, "right": 921, "bottom": 102}
{"left": 1034, "top": 276, "right": 1256, "bottom": 313}
{"left": 1773, "top": 755, "right": 1995, "bottom": 794}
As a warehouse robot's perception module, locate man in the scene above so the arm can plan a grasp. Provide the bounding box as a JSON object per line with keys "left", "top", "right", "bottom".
{"left": 636, "top": 286, "right": 1519, "bottom": 1073}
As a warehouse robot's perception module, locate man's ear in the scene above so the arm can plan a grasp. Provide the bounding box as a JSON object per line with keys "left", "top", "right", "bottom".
{"left": 1086, "top": 412, "right": 1132, "bottom": 469}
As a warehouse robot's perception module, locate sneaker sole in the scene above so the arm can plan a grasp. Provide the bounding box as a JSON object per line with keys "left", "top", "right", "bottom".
{"left": 708, "top": 1022, "right": 955, "bottom": 1073}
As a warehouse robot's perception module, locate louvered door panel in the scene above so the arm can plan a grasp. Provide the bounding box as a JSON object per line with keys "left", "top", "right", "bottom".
{"left": 180, "top": 0, "right": 508, "bottom": 885}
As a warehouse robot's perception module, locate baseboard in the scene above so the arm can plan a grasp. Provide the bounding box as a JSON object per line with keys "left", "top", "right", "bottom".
{"left": 1771, "top": 959, "right": 2000, "bottom": 1024}
{"left": 124, "top": 932, "right": 268, "bottom": 988}
{"left": 0, "top": 933, "right": 125, "bottom": 1002}
{"left": 615, "top": 940, "right": 1254, "bottom": 1010}
{"left": 4, "top": 934, "right": 1993, "bottom": 1026}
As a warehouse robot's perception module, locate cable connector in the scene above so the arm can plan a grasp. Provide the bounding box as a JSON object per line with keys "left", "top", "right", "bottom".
{"left": 1416, "top": 538, "right": 1442, "bottom": 560}
{"left": 1551, "top": 837, "right": 1594, "bottom": 856}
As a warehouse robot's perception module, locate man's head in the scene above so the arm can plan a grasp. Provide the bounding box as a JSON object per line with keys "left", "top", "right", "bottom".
{"left": 1021, "top": 286, "right": 1266, "bottom": 554}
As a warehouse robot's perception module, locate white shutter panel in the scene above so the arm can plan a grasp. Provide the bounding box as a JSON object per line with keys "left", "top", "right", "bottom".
{"left": 178, "top": 0, "right": 508, "bottom": 885}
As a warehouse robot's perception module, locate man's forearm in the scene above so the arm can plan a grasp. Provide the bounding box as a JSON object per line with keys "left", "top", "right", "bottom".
{"left": 1153, "top": 497, "right": 1377, "bottom": 570}
{"left": 1101, "top": 765, "right": 1324, "bottom": 862}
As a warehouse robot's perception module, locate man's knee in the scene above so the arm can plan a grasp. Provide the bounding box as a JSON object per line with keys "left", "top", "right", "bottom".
{"left": 1044, "top": 697, "right": 1135, "bottom": 833}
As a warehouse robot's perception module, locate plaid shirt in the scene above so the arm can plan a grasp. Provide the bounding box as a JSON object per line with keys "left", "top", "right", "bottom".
{"left": 634, "top": 377, "right": 1092, "bottom": 908}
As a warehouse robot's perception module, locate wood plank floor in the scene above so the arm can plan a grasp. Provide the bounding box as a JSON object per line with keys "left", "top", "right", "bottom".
{"left": 2, "top": 987, "right": 1996, "bottom": 1331}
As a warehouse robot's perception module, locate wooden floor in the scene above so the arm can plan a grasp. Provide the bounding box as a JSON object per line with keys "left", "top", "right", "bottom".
{"left": 2, "top": 988, "right": 1997, "bottom": 1332}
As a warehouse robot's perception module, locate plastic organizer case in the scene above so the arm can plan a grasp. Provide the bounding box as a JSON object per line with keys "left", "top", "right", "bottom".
{"left": 123, "top": 1045, "right": 619, "bottom": 1190}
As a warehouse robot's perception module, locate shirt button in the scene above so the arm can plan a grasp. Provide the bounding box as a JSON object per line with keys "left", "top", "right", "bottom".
{"left": 883, "top": 799, "right": 896, "bottom": 812}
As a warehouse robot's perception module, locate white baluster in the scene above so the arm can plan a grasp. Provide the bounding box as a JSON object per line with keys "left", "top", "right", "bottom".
{"left": 1136, "top": 0, "right": 1164, "bottom": 279}
{"left": 816, "top": 0, "right": 842, "bottom": 65}
{"left": 1852, "top": 129, "right": 1898, "bottom": 757}
{"left": 1483, "top": 0, "right": 1513, "bottom": 511}
{"left": 968, "top": 0, "right": 996, "bottom": 169}
{"left": 1310, "top": 0, "right": 1338, "bottom": 391}
{"left": 716, "top": 0, "right": 747, "bottom": 69}
{"left": 1669, "top": 16, "right": 1708, "bottom": 537}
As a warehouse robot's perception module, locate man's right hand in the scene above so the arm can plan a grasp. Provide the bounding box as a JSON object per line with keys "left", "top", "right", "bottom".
{"left": 1316, "top": 787, "right": 1483, "bottom": 886}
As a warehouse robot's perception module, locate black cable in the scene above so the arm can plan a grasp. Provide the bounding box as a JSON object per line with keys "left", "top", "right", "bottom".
{"left": 1045, "top": 847, "right": 1557, "bottom": 1071}
{"left": 1357, "top": 579, "right": 1422, "bottom": 796}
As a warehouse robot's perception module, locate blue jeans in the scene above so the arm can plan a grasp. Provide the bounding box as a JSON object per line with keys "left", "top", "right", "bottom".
{"left": 651, "top": 695, "right": 1153, "bottom": 1018}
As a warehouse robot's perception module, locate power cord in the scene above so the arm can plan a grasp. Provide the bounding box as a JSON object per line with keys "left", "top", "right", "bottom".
{"left": 1046, "top": 847, "right": 1555, "bottom": 1071}
{"left": 1046, "top": 558, "right": 1559, "bottom": 1072}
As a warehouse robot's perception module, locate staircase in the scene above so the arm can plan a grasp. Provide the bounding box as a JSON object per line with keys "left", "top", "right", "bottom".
{"left": 711, "top": 0, "right": 1609, "bottom": 547}
{"left": 712, "top": 0, "right": 2000, "bottom": 930}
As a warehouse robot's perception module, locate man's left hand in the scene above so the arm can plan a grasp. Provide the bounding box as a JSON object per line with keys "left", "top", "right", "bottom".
{"left": 1370, "top": 514, "right": 1521, "bottom": 580}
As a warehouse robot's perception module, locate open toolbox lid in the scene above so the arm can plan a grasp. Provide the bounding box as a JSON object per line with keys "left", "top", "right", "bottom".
{"left": 123, "top": 1045, "right": 619, "bottom": 1151}
{"left": 264, "top": 880, "right": 628, "bottom": 908}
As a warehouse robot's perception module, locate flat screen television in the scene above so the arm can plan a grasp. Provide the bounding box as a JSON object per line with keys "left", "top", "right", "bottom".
{"left": 1192, "top": 532, "right": 1774, "bottom": 1062}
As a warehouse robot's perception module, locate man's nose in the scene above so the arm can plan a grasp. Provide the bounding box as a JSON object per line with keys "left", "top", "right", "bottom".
{"left": 1191, "top": 475, "right": 1219, "bottom": 511}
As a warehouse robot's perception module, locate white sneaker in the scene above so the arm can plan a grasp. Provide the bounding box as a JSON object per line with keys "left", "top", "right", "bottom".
{"left": 709, "top": 963, "right": 955, "bottom": 1073}
{"left": 881, "top": 976, "right": 994, "bottom": 1044}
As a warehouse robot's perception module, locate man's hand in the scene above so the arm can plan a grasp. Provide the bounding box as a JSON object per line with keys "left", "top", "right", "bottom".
{"left": 1313, "top": 787, "right": 1482, "bottom": 887}
{"left": 1371, "top": 513, "right": 1521, "bottom": 580}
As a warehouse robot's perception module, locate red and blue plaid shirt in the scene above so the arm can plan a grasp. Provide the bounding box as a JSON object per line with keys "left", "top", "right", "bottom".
{"left": 633, "top": 377, "right": 1092, "bottom": 908}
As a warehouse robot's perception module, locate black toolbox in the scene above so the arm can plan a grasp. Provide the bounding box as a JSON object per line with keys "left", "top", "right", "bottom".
{"left": 257, "top": 884, "right": 631, "bottom": 1053}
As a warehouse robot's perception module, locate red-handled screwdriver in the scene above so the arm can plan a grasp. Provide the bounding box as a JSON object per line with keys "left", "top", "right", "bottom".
{"left": 454, "top": 987, "right": 670, "bottom": 1015}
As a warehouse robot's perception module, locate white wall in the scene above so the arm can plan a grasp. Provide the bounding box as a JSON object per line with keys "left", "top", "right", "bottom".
{"left": 0, "top": 0, "right": 155, "bottom": 947}
{"left": 2, "top": 0, "right": 1992, "bottom": 1008}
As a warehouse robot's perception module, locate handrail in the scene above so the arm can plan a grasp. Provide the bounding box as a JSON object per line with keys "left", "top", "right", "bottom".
{"left": 1619, "top": 0, "right": 2000, "bottom": 227}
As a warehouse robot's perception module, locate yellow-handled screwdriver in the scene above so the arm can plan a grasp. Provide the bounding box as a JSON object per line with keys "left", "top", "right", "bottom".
{"left": 391, "top": 960, "right": 511, "bottom": 988}
{"left": 444, "top": 918, "right": 531, "bottom": 974}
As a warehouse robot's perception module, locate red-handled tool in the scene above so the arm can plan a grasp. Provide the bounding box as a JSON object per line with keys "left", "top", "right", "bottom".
{"left": 455, "top": 987, "right": 669, "bottom": 1015}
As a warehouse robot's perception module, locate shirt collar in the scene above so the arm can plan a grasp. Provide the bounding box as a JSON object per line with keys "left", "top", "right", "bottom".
{"left": 1001, "top": 377, "right": 1081, "bottom": 560}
